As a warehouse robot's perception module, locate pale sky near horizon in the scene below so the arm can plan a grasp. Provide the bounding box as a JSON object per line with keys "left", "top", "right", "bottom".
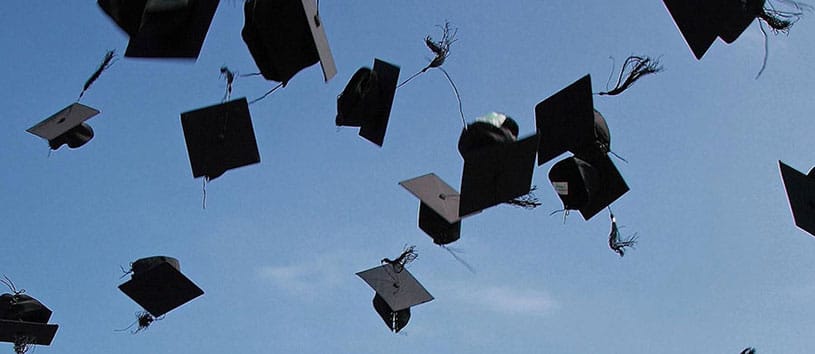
{"left": 3, "top": 1, "right": 815, "bottom": 353}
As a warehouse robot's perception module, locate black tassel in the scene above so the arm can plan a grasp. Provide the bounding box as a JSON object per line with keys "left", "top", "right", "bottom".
{"left": 381, "top": 245, "right": 418, "bottom": 272}
{"left": 397, "top": 21, "right": 458, "bottom": 89}
{"left": 599, "top": 55, "right": 662, "bottom": 96}
{"left": 79, "top": 50, "right": 116, "bottom": 100}
{"left": 758, "top": 0, "right": 810, "bottom": 33}
{"left": 220, "top": 66, "right": 237, "bottom": 102}
{"left": 608, "top": 212, "right": 638, "bottom": 257}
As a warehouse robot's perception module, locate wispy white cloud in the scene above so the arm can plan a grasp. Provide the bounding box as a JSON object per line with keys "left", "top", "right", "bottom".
{"left": 256, "top": 256, "right": 348, "bottom": 295}
{"left": 443, "top": 282, "right": 558, "bottom": 316}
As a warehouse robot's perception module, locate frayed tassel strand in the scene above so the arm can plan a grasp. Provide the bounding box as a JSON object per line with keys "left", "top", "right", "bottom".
{"left": 79, "top": 50, "right": 116, "bottom": 100}
{"left": 599, "top": 55, "right": 662, "bottom": 96}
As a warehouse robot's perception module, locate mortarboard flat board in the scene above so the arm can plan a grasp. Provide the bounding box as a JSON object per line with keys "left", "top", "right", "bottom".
{"left": 97, "top": 0, "right": 148, "bottom": 36}
{"left": 119, "top": 256, "right": 204, "bottom": 317}
{"left": 27, "top": 103, "right": 99, "bottom": 150}
{"left": 535, "top": 75, "right": 597, "bottom": 165}
{"left": 0, "top": 294, "right": 52, "bottom": 324}
{"left": 399, "top": 173, "right": 463, "bottom": 244}
{"left": 779, "top": 161, "right": 815, "bottom": 237}
{"left": 336, "top": 59, "right": 400, "bottom": 146}
{"left": 99, "top": 0, "right": 220, "bottom": 59}
{"left": 242, "top": 0, "right": 336, "bottom": 85}
{"left": 356, "top": 264, "right": 433, "bottom": 312}
{"left": 549, "top": 154, "right": 628, "bottom": 221}
{"left": 400, "top": 173, "right": 461, "bottom": 224}
{"left": 0, "top": 320, "right": 58, "bottom": 346}
{"left": 180, "top": 97, "right": 260, "bottom": 181}
{"left": 459, "top": 134, "right": 539, "bottom": 217}
{"left": 662, "top": 0, "right": 723, "bottom": 59}
{"left": 578, "top": 154, "right": 628, "bottom": 220}
{"left": 717, "top": 0, "right": 762, "bottom": 43}
{"left": 357, "top": 59, "right": 400, "bottom": 146}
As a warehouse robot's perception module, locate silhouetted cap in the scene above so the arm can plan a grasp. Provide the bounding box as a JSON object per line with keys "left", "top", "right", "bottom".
{"left": 119, "top": 256, "right": 204, "bottom": 317}
{"left": 663, "top": 0, "right": 761, "bottom": 58}
{"left": 0, "top": 293, "right": 58, "bottom": 346}
{"left": 242, "top": 0, "right": 337, "bottom": 84}
{"left": 0, "top": 320, "right": 58, "bottom": 346}
{"left": 98, "top": 0, "right": 220, "bottom": 59}
{"left": 717, "top": 0, "right": 763, "bottom": 43}
{"left": 180, "top": 97, "right": 260, "bottom": 181}
{"left": 458, "top": 113, "right": 519, "bottom": 156}
{"left": 372, "top": 293, "right": 410, "bottom": 333}
{"left": 779, "top": 161, "right": 815, "bottom": 237}
{"left": 357, "top": 263, "right": 433, "bottom": 311}
{"left": 336, "top": 59, "right": 400, "bottom": 146}
{"left": 399, "top": 173, "right": 462, "bottom": 245}
{"left": 459, "top": 134, "right": 539, "bottom": 217}
{"left": 548, "top": 154, "right": 628, "bottom": 220}
{"left": 535, "top": 75, "right": 603, "bottom": 165}
{"left": 662, "top": 0, "right": 721, "bottom": 59}
{"left": 27, "top": 103, "right": 99, "bottom": 150}
{"left": 0, "top": 294, "right": 52, "bottom": 324}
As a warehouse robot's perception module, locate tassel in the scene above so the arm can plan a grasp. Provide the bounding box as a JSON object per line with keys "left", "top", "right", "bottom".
{"left": 220, "top": 66, "right": 237, "bottom": 102}
{"left": 79, "top": 50, "right": 116, "bottom": 100}
{"left": 381, "top": 245, "right": 417, "bottom": 272}
{"left": 599, "top": 55, "right": 662, "bottom": 96}
{"left": 608, "top": 212, "right": 638, "bottom": 257}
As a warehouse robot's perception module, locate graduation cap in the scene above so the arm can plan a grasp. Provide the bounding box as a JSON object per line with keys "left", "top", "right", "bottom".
{"left": 98, "top": 0, "right": 220, "bottom": 59}
{"left": 0, "top": 294, "right": 51, "bottom": 325}
{"left": 357, "top": 263, "right": 433, "bottom": 333}
{"left": 0, "top": 292, "right": 58, "bottom": 350}
{"left": 459, "top": 134, "right": 539, "bottom": 217}
{"left": 180, "top": 97, "right": 260, "bottom": 181}
{"left": 548, "top": 154, "right": 628, "bottom": 220}
{"left": 662, "top": 0, "right": 723, "bottom": 59}
{"left": 535, "top": 75, "right": 610, "bottom": 165}
{"left": 242, "top": 0, "right": 336, "bottom": 85}
{"left": 663, "top": 0, "right": 803, "bottom": 59}
{"left": 717, "top": 0, "right": 765, "bottom": 43}
{"left": 119, "top": 256, "right": 204, "bottom": 317}
{"left": 336, "top": 59, "right": 400, "bottom": 146}
{"left": 400, "top": 173, "right": 463, "bottom": 245}
{"left": 779, "top": 160, "right": 815, "bottom": 237}
{"left": 27, "top": 103, "right": 99, "bottom": 150}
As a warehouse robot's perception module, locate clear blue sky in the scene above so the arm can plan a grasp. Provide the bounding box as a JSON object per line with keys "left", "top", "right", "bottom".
{"left": 3, "top": 1, "right": 815, "bottom": 353}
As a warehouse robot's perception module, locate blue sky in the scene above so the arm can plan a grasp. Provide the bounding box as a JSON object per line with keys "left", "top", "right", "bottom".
{"left": 3, "top": 1, "right": 815, "bottom": 353}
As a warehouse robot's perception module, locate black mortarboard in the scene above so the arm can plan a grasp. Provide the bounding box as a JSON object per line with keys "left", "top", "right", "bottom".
{"left": 662, "top": 0, "right": 723, "bottom": 59}
{"left": 242, "top": 0, "right": 337, "bottom": 85}
{"left": 336, "top": 59, "right": 400, "bottom": 146}
{"left": 779, "top": 161, "right": 815, "bottom": 237}
{"left": 180, "top": 97, "right": 260, "bottom": 181}
{"left": 0, "top": 293, "right": 58, "bottom": 347}
{"left": 0, "top": 320, "right": 58, "bottom": 347}
{"left": 548, "top": 154, "right": 628, "bottom": 220}
{"left": 27, "top": 103, "right": 99, "bottom": 150}
{"left": 717, "top": 0, "right": 764, "bottom": 43}
{"left": 357, "top": 263, "right": 433, "bottom": 332}
{"left": 0, "top": 294, "right": 52, "bottom": 324}
{"left": 119, "top": 256, "right": 204, "bottom": 317}
{"left": 535, "top": 75, "right": 600, "bottom": 165}
{"left": 98, "top": 0, "right": 220, "bottom": 59}
{"left": 399, "top": 173, "right": 462, "bottom": 245}
{"left": 459, "top": 134, "right": 539, "bottom": 217}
